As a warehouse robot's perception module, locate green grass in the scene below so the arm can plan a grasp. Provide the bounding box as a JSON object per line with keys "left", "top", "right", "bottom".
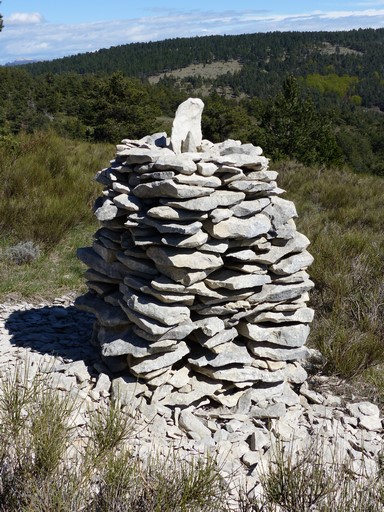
{"left": 0, "top": 130, "right": 112, "bottom": 301}
{"left": 276, "top": 161, "right": 384, "bottom": 382}
{"left": 0, "top": 130, "right": 112, "bottom": 248}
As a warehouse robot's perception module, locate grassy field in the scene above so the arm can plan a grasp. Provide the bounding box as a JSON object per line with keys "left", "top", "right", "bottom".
{"left": 0, "top": 131, "right": 112, "bottom": 300}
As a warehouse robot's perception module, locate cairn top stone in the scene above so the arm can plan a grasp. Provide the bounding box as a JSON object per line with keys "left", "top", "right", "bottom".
{"left": 170, "top": 98, "right": 204, "bottom": 155}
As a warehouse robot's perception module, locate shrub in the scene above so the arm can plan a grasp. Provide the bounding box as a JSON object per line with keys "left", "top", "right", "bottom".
{"left": 3, "top": 241, "right": 41, "bottom": 265}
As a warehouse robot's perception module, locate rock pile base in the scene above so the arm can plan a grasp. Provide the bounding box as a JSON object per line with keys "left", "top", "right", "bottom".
{"left": 1, "top": 298, "right": 383, "bottom": 509}
{"left": 76, "top": 98, "right": 315, "bottom": 416}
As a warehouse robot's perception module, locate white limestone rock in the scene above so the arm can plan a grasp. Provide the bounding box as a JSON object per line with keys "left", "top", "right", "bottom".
{"left": 248, "top": 342, "right": 309, "bottom": 361}
{"left": 270, "top": 250, "right": 314, "bottom": 275}
{"left": 178, "top": 409, "right": 212, "bottom": 440}
{"left": 238, "top": 323, "right": 310, "bottom": 348}
{"left": 170, "top": 98, "right": 204, "bottom": 155}
{"left": 164, "top": 190, "right": 245, "bottom": 211}
{"left": 132, "top": 180, "right": 213, "bottom": 199}
{"left": 127, "top": 293, "right": 190, "bottom": 326}
{"left": 146, "top": 245, "right": 223, "bottom": 271}
{"left": 204, "top": 214, "right": 271, "bottom": 239}
{"left": 205, "top": 270, "right": 271, "bottom": 290}
{"left": 129, "top": 341, "right": 190, "bottom": 376}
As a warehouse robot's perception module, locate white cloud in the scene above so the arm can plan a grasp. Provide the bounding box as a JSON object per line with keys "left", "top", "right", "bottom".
{"left": 5, "top": 12, "right": 45, "bottom": 25}
{"left": 1, "top": 8, "right": 384, "bottom": 65}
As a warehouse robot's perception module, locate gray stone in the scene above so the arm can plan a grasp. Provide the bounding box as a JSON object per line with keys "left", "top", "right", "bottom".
{"left": 179, "top": 409, "right": 212, "bottom": 440}
{"left": 188, "top": 345, "right": 253, "bottom": 368}
{"left": 94, "top": 373, "right": 111, "bottom": 395}
{"left": 205, "top": 214, "right": 271, "bottom": 239}
{"left": 196, "top": 162, "right": 219, "bottom": 176}
{"left": 150, "top": 275, "right": 188, "bottom": 293}
{"left": 204, "top": 328, "right": 239, "bottom": 350}
{"left": 170, "top": 98, "right": 204, "bottom": 155}
{"left": 228, "top": 180, "right": 275, "bottom": 193}
{"left": 164, "top": 190, "right": 245, "bottom": 211}
{"left": 154, "top": 265, "right": 213, "bottom": 286}
{"left": 214, "top": 165, "right": 244, "bottom": 183}
{"left": 249, "top": 430, "right": 271, "bottom": 451}
{"left": 120, "top": 303, "right": 173, "bottom": 336}
{"left": 264, "top": 196, "right": 297, "bottom": 228}
{"left": 117, "top": 147, "right": 173, "bottom": 164}
{"left": 75, "top": 292, "right": 130, "bottom": 327}
{"left": 140, "top": 170, "right": 175, "bottom": 180}
{"left": 174, "top": 174, "right": 221, "bottom": 188}
{"left": 216, "top": 153, "right": 269, "bottom": 170}
{"left": 221, "top": 143, "right": 263, "bottom": 157}
{"left": 205, "top": 270, "right": 271, "bottom": 290}
{"left": 112, "top": 181, "right": 131, "bottom": 194}
{"left": 111, "top": 376, "right": 147, "bottom": 404}
{"left": 132, "top": 180, "right": 212, "bottom": 199}
{"left": 284, "top": 363, "right": 308, "bottom": 384}
{"left": 250, "top": 402, "right": 286, "bottom": 418}
{"left": 238, "top": 323, "right": 310, "bottom": 348}
{"left": 247, "top": 170, "right": 278, "bottom": 181}
{"left": 131, "top": 285, "right": 195, "bottom": 306}
{"left": 94, "top": 199, "right": 120, "bottom": 221}
{"left": 250, "top": 307, "right": 315, "bottom": 324}
{"left": 225, "top": 249, "right": 262, "bottom": 262}
{"left": 126, "top": 293, "right": 190, "bottom": 326}
{"left": 248, "top": 281, "right": 314, "bottom": 304}
{"left": 129, "top": 341, "right": 190, "bottom": 376}
{"left": 92, "top": 241, "right": 117, "bottom": 263}
{"left": 147, "top": 205, "right": 207, "bottom": 221}
{"left": 77, "top": 248, "right": 127, "bottom": 281}
{"left": 128, "top": 213, "right": 203, "bottom": 235}
{"left": 168, "top": 367, "right": 190, "bottom": 388}
{"left": 191, "top": 364, "right": 285, "bottom": 384}
{"left": 199, "top": 239, "right": 229, "bottom": 253}
{"left": 210, "top": 208, "right": 234, "bottom": 224}
{"left": 146, "top": 246, "right": 223, "bottom": 270}
{"left": 194, "top": 317, "right": 225, "bottom": 336}
{"left": 271, "top": 250, "right": 314, "bottom": 275}
{"left": 116, "top": 253, "right": 158, "bottom": 276}
{"left": 359, "top": 415, "right": 382, "bottom": 431}
{"left": 232, "top": 198, "right": 271, "bottom": 217}
{"left": 248, "top": 342, "right": 309, "bottom": 361}
{"left": 112, "top": 193, "right": 141, "bottom": 211}
{"left": 161, "top": 230, "right": 209, "bottom": 249}
{"left": 300, "top": 382, "right": 324, "bottom": 405}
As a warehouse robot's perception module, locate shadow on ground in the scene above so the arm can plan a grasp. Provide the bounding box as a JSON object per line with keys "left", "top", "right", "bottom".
{"left": 4, "top": 304, "right": 100, "bottom": 365}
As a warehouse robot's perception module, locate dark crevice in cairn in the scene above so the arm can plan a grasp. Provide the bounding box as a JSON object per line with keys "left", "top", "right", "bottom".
{"left": 76, "top": 98, "right": 314, "bottom": 417}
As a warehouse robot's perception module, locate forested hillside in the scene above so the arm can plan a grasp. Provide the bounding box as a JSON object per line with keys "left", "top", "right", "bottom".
{"left": 1, "top": 28, "right": 384, "bottom": 174}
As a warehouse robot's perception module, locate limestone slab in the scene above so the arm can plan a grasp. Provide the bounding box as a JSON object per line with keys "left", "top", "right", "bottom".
{"left": 205, "top": 214, "right": 271, "bottom": 239}
{"left": 238, "top": 323, "right": 310, "bottom": 348}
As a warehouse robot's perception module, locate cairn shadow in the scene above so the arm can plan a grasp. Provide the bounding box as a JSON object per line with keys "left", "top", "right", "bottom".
{"left": 4, "top": 304, "right": 101, "bottom": 366}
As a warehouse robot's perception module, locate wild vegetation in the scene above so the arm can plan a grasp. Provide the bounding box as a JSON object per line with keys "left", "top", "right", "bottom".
{"left": 2, "top": 28, "right": 384, "bottom": 174}
{"left": 0, "top": 362, "right": 383, "bottom": 511}
{"left": 0, "top": 25, "right": 384, "bottom": 510}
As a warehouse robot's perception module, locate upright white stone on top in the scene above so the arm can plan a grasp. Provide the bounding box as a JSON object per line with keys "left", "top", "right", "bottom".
{"left": 170, "top": 98, "right": 204, "bottom": 154}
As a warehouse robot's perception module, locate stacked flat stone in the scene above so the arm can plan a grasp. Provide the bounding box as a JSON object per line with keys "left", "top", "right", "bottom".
{"left": 76, "top": 98, "right": 314, "bottom": 414}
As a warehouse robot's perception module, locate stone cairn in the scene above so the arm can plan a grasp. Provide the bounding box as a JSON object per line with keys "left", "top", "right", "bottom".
{"left": 76, "top": 98, "right": 315, "bottom": 416}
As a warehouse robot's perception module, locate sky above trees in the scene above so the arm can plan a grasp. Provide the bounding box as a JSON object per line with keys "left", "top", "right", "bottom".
{"left": 1, "top": 0, "right": 384, "bottom": 64}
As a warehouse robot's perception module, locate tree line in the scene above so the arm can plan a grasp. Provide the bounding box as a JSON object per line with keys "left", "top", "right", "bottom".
{"left": 1, "top": 27, "right": 384, "bottom": 174}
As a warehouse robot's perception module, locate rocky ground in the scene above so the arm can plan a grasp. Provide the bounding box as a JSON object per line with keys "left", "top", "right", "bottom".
{"left": 0, "top": 295, "right": 383, "bottom": 507}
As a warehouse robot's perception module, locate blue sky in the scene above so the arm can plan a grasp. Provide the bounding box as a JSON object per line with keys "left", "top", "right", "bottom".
{"left": 1, "top": 1, "right": 384, "bottom": 64}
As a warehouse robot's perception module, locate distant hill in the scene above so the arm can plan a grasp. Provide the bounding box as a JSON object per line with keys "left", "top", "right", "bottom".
{"left": 20, "top": 28, "right": 384, "bottom": 106}
{"left": 2, "top": 28, "right": 384, "bottom": 175}
{"left": 5, "top": 59, "right": 41, "bottom": 67}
